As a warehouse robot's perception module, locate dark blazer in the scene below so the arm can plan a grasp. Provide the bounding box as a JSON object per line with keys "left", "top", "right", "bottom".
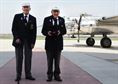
{"left": 12, "top": 13, "right": 37, "bottom": 48}
{"left": 42, "top": 15, "right": 66, "bottom": 50}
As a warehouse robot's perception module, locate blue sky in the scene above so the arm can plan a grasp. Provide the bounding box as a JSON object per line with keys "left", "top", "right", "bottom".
{"left": 0, "top": 0, "right": 118, "bottom": 34}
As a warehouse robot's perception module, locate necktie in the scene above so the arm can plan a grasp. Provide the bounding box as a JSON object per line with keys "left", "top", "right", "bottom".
{"left": 54, "top": 18, "right": 57, "bottom": 26}
{"left": 24, "top": 15, "right": 27, "bottom": 23}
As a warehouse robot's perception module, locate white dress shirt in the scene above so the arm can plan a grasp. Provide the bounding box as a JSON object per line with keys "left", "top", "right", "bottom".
{"left": 52, "top": 17, "right": 59, "bottom": 26}
{"left": 23, "top": 14, "right": 29, "bottom": 22}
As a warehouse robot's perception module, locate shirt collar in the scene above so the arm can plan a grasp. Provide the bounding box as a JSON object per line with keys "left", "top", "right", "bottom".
{"left": 23, "top": 13, "right": 29, "bottom": 18}
{"left": 52, "top": 15, "right": 59, "bottom": 20}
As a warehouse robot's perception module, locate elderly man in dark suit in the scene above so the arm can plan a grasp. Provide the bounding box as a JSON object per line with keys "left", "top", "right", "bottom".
{"left": 12, "top": 3, "right": 37, "bottom": 81}
{"left": 42, "top": 7, "right": 66, "bottom": 82}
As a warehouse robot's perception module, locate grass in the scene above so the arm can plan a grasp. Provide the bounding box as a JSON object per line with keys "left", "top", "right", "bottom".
{"left": 0, "top": 34, "right": 13, "bottom": 39}
{"left": 0, "top": 34, "right": 118, "bottom": 40}
{"left": 0, "top": 34, "right": 45, "bottom": 40}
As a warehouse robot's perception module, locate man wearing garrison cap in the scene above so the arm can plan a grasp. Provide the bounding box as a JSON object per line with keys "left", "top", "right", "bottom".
{"left": 12, "top": 3, "right": 37, "bottom": 81}
{"left": 42, "top": 7, "right": 66, "bottom": 82}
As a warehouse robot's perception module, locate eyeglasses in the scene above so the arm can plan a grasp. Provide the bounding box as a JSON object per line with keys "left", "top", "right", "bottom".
{"left": 23, "top": 6, "right": 30, "bottom": 8}
{"left": 53, "top": 10, "right": 59, "bottom": 12}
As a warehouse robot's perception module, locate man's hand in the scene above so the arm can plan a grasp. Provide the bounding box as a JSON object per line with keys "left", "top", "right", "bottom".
{"left": 15, "top": 38, "right": 21, "bottom": 44}
{"left": 31, "top": 44, "right": 34, "bottom": 49}
{"left": 48, "top": 31, "right": 52, "bottom": 36}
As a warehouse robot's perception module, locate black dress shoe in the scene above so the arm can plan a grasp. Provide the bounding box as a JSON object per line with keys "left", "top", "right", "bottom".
{"left": 26, "top": 76, "right": 35, "bottom": 80}
{"left": 46, "top": 75, "right": 53, "bottom": 82}
{"left": 54, "top": 76, "right": 62, "bottom": 82}
{"left": 15, "top": 77, "right": 21, "bottom": 81}
{"left": 46, "top": 78, "right": 52, "bottom": 82}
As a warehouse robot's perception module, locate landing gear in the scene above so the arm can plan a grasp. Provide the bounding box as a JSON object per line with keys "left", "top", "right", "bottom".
{"left": 79, "top": 34, "right": 112, "bottom": 48}
{"left": 71, "top": 34, "right": 76, "bottom": 38}
{"left": 86, "top": 37, "right": 95, "bottom": 46}
{"left": 100, "top": 37, "right": 112, "bottom": 48}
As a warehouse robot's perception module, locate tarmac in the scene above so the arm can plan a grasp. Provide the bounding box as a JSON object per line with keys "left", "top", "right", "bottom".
{"left": 0, "top": 39, "right": 118, "bottom": 84}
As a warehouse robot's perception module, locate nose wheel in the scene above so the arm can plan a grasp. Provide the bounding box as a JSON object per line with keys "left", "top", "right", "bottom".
{"left": 86, "top": 37, "right": 95, "bottom": 46}
{"left": 100, "top": 37, "right": 112, "bottom": 48}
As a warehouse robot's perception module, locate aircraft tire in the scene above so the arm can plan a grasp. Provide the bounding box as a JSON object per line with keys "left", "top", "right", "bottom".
{"left": 86, "top": 37, "right": 95, "bottom": 46}
{"left": 100, "top": 37, "right": 112, "bottom": 48}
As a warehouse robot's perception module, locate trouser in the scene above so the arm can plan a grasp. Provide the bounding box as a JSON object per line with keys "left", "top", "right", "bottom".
{"left": 46, "top": 50, "right": 61, "bottom": 77}
{"left": 15, "top": 40, "right": 32, "bottom": 77}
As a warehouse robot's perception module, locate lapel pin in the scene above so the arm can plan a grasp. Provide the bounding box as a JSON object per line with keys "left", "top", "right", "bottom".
{"left": 49, "top": 19, "right": 52, "bottom": 22}
{"left": 21, "top": 17, "right": 23, "bottom": 20}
